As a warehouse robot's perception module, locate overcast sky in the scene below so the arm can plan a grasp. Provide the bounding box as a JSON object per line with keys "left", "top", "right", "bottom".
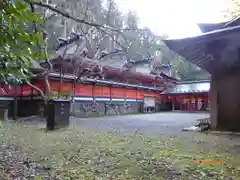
{"left": 115, "top": 0, "right": 227, "bottom": 39}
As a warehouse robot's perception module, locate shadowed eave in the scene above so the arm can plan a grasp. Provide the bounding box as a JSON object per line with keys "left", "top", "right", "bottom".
{"left": 197, "top": 22, "right": 228, "bottom": 33}
{"left": 164, "top": 25, "right": 240, "bottom": 73}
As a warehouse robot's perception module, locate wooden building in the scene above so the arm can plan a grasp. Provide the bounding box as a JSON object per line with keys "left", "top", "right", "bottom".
{"left": 0, "top": 34, "right": 177, "bottom": 119}
{"left": 164, "top": 80, "right": 210, "bottom": 112}
{"left": 0, "top": 31, "right": 212, "bottom": 120}
{"left": 164, "top": 16, "right": 240, "bottom": 131}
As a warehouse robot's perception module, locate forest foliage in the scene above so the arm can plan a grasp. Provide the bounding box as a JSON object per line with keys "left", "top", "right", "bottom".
{"left": 3, "top": 0, "right": 231, "bottom": 82}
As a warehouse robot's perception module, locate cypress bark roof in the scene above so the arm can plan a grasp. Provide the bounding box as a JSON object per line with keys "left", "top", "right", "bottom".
{"left": 198, "top": 16, "right": 240, "bottom": 33}
{"left": 164, "top": 24, "right": 240, "bottom": 73}
{"left": 197, "top": 22, "right": 227, "bottom": 33}
{"left": 164, "top": 16, "right": 240, "bottom": 74}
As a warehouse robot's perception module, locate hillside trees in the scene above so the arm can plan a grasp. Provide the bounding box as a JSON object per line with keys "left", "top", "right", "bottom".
{"left": 1, "top": 0, "right": 211, "bottom": 86}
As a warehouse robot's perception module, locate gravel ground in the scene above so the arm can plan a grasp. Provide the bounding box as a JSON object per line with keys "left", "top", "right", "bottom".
{"left": 70, "top": 112, "right": 210, "bottom": 137}
{"left": 21, "top": 112, "right": 210, "bottom": 137}
{"left": 19, "top": 112, "right": 240, "bottom": 150}
{"left": 70, "top": 112, "right": 240, "bottom": 154}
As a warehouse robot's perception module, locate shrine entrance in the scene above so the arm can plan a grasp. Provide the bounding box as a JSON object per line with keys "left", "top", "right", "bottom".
{"left": 143, "top": 95, "right": 156, "bottom": 113}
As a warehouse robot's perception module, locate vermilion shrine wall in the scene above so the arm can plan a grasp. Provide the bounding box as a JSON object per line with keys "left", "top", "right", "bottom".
{"left": 0, "top": 80, "right": 161, "bottom": 99}
{"left": 171, "top": 93, "right": 209, "bottom": 111}
{"left": 0, "top": 79, "right": 169, "bottom": 118}
{"left": 0, "top": 79, "right": 210, "bottom": 118}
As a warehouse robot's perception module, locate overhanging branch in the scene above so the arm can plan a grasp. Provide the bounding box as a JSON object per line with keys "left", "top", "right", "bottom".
{"left": 31, "top": 1, "right": 111, "bottom": 30}
{"left": 27, "top": 0, "right": 139, "bottom": 33}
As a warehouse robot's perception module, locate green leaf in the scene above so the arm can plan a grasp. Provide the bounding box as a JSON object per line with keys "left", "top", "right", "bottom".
{"left": 0, "top": 0, "right": 44, "bottom": 82}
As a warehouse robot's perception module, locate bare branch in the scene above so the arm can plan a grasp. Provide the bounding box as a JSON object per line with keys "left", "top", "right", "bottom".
{"left": 29, "top": 0, "right": 140, "bottom": 33}
{"left": 98, "top": 28, "right": 128, "bottom": 52}
{"left": 44, "top": 13, "right": 57, "bottom": 24}
{"left": 31, "top": 1, "right": 105, "bottom": 28}
{"left": 26, "top": 81, "right": 46, "bottom": 100}
{"left": 92, "top": 32, "right": 109, "bottom": 59}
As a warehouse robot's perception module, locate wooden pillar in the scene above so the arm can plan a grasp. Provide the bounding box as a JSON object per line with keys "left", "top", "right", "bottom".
{"left": 190, "top": 96, "right": 192, "bottom": 111}
{"left": 190, "top": 96, "right": 194, "bottom": 111}
{"left": 182, "top": 97, "right": 185, "bottom": 111}
{"left": 13, "top": 85, "right": 18, "bottom": 120}
{"left": 187, "top": 97, "right": 189, "bottom": 111}
{"left": 211, "top": 73, "right": 240, "bottom": 131}
{"left": 195, "top": 97, "right": 198, "bottom": 111}
{"left": 13, "top": 96, "right": 18, "bottom": 120}
{"left": 180, "top": 97, "right": 183, "bottom": 110}
{"left": 172, "top": 96, "right": 175, "bottom": 111}
{"left": 179, "top": 97, "right": 182, "bottom": 110}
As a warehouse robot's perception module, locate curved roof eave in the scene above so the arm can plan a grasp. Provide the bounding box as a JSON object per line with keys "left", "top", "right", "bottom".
{"left": 164, "top": 25, "right": 240, "bottom": 73}
{"left": 197, "top": 22, "right": 228, "bottom": 33}
{"left": 197, "top": 16, "right": 240, "bottom": 33}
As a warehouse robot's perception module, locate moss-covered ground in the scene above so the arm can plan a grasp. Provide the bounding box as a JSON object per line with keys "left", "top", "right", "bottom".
{"left": 0, "top": 121, "right": 240, "bottom": 179}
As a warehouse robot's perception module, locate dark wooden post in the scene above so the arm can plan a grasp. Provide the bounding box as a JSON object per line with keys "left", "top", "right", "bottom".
{"left": 13, "top": 96, "right": 18, "bottom": 120}
{"left": 13, "top": 85, "right": 18, "bottom": 120}
{"left": 195, "top": 97, "right": 198, "bottom": 111}
{"left": 172, "top": 96, "right": 175, "bottom": 111}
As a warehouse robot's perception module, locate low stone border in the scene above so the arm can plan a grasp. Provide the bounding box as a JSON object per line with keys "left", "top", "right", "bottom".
{"left": 207, "top": 131, "right": 240, "bottom": 136}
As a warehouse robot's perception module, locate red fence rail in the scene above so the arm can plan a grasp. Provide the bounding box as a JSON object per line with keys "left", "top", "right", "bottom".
{"left": 0, "top": 80, "right": 163, "bottom": 100}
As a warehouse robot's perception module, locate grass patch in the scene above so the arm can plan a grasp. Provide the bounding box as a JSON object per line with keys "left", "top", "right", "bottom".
{"left": 0, "top": 121, "right": 240, "bottom": 179}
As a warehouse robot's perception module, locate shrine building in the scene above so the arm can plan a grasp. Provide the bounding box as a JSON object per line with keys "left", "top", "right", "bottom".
{"left": 165, "top": 16, "right": 240, "bottom": 131}
{"left": 0, "top": 32, "right": 211, "bottom": 120}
